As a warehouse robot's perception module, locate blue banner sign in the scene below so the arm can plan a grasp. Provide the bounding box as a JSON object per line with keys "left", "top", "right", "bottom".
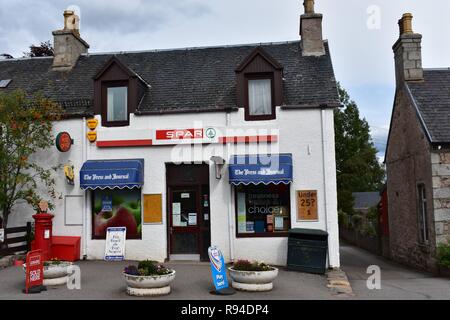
{"left": 208, "top": 246, "right": 229, "bottom": 291}
{"left": 228, "top": 154, "right": 293, "bottom": 185}
{"left": 80, "top": 159, "right": 144, "bottom": 190}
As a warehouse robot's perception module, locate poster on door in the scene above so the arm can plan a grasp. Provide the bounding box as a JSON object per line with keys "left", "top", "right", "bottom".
{"left": 297, "top": 190, "right": 318, "bottom": 221}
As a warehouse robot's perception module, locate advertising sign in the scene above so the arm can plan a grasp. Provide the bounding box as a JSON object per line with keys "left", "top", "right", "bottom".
{"left": 55, "top": 132, "right": 73, "bottom": 152}
{"left": 25, "top": 250, "right": 44, "bottom": 294}
{"left": 297, "top": 190, "right": 318, "bottom": 221}
{"left": 208, "top": 246, "right": 229, "bottom": 291}
{"left": 105, "top": 227, "right": 127, "bottom": 261}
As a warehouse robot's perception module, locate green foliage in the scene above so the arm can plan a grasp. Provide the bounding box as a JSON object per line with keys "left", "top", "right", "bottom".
{"left": 232, "top": 259, "right": 273, "bottom": 271}
{"left": 338, "top": 210, "right": 350, "bottom": 228}
{"left": 437, "top": 242, "right": 450, "bottom": 269}
{"left": 23, "top": 41, "right": 54, "bottom": 58}
{"left": 124, "top": 260, "right": 172, "bottom": 276}
{"left": 351, "top": 214, "right": 363, "bottom": 228}
{"left": 334, "top": 83, "right": 385, "bottom": 215}
{"left": 0, "top": 90, "right": 62, "bottom": 229}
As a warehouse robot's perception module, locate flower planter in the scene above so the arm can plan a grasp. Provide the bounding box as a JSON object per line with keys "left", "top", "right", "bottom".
{"left": 228, "top": 267, "right": 279, "bottom": 292}
{"left": 123, "top": 270, "right": 176, "bottom": 297}
{"left": 23, "top": 261, "right": 73, "bottom": 286}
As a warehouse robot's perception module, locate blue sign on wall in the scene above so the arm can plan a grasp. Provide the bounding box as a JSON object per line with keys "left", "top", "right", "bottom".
{"left": 208, "top": 246, "right": 229, "bottom": 291}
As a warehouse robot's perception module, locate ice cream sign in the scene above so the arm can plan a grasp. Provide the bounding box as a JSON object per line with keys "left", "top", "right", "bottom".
{"left": 208, "top": 246, "right": 229, "bottom": 292}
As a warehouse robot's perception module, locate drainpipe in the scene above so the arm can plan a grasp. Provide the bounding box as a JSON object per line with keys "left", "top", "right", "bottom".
{"left": 320, "top": 108, "right": 331, "bottom": 267}
{"left": 226, "top": 111, "right": 235, "bottom": 262}
{"left": 82, "top": 117, "right": 88, "bottom": 259}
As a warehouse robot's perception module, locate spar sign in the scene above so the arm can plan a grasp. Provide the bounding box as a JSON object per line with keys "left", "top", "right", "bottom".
{"left": 208, "top": 246, "right": 229, "bottom": 291}
{"left": 24, "top": 250, "right": 45, "bottom": 294}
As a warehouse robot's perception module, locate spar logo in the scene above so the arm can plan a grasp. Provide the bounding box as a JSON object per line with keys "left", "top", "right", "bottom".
{"left": 208, "top": 246, "right": 223, "bottom": 272}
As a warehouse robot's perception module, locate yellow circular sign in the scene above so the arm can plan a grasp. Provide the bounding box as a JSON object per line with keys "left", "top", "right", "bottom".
{"left": 87, "top": 118, "right": 99, "bottom": 130}
{"left": 87, "top": 131, "right": 97, "bottom": 142}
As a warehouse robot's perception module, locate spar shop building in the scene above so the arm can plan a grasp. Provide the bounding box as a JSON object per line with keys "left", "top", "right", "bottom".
{"left": 3, "top": 3, "right": 341, "bottom": 268}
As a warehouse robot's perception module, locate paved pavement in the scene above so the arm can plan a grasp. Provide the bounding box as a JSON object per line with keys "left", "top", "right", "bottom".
{"left": 340, "top": 242, "right": 450, "bottom": 300}
{"left": 0, "top": 260, "right": 337, "bottom": 300}
{"left": 1, "top": 243, "right": 448, "bottom": 299}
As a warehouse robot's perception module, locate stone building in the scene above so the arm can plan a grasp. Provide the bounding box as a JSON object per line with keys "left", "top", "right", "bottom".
{"left": 386, "top": 13, "right": 450, "bottom": 272}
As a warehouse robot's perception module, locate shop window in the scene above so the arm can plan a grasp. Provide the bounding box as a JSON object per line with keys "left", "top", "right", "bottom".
{"left": 92, "top": 188, "right": 142, "bottom": 240}
{"left": 417, "top": 184, "right": 429, "bottom": 244}
{"left": 235, "top": 184, "right": 290, "bottom": 237}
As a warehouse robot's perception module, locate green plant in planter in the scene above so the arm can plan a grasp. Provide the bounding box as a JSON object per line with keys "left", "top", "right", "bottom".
{"left": 43, "top": 257, "right": 63, "bottom": 266}
{"left": 232, "top": 259, "right": 273, "bottom": 271}
{"left": 437, "top": 242, "right": 450, "bottom": 269}
{"left": 124, "top": 260, "right": 171, "bottom": 276}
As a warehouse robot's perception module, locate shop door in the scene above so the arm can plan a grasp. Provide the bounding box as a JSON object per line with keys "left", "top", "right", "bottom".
{"left": 169, "top": 187, "right": 202, "bottom": 259}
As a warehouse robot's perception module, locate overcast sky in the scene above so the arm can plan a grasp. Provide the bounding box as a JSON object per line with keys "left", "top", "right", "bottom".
{"left": 1, "top": 0, "right": 450, "bottom": 159}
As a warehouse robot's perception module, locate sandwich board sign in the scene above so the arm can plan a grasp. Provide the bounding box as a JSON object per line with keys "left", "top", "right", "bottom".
{"left": 24, "top": 250, "right": 46, "bottom": 294}
{"left": 208, "top": 246, "right": 232, "bottom": 294}
{"left": 104, "top": 227, "right": 126, "bottom": 261}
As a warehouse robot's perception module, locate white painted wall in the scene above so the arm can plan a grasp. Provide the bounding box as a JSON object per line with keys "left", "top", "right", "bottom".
{"left": 8, "top": 106, "right": 340, "bottom": 268}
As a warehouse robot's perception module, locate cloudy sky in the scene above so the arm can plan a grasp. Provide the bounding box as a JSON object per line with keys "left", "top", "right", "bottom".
{"left": 1, "top": 0, "right": 450, "bottom": 159}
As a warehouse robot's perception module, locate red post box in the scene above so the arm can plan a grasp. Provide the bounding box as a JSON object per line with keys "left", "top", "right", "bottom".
{"left": 32, "top": 213, "right": 54, "bottom": 261}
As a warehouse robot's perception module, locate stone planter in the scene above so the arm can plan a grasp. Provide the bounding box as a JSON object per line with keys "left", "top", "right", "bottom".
{"left": 23, "top": 261, "right": 73, "bottom": 286}
{"left": 228, "top": 267, "right": 279, "bottom": 292}
{"left": 122, "top": 270, "right": 176, "bottom": 296}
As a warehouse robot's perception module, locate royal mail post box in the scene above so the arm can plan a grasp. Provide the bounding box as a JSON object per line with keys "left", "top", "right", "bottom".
{"left": 32, "top": 213, "right": 54, "bottom": 261}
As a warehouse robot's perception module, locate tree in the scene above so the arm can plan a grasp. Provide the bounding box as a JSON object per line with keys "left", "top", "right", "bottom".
{"left": 0, "top": 90, "right": 62, "bottom": 242}
{"left": 23, "top": 40, "right": 54, "bottom": 58}
{"left": 334, "top": 83, "right": 385, "bottom": 214}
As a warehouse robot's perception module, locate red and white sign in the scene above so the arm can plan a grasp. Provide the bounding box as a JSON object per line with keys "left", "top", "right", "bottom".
{"left": 25, "top": 250, "right": 44, "bottom": 293}
{"left": 96, "top": 126, "right": 278, "bottom": 148}
{"left": 156, "top": 128, "right": 203, "bottom": 140}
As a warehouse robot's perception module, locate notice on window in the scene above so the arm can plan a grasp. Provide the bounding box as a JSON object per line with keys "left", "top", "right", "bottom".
{"left": 297, "top": 190, "right": 318, "bottom": 221}
{"left": 188, "top": 213, "right": 197, "bottom": 226}
{"left": 237, "top": 192, "right": 247, "bottom": 233}
{"left": 181, "top": 193, "right": 190, "bottom": 199}
{"left": 172, "top": 202, "right": 181, "bottom": 215}
{"left": 274, "top": 216, "right": 284, "bottom": 230}
{"left": 173, "top": 214, "right": 181, "bottom": 227}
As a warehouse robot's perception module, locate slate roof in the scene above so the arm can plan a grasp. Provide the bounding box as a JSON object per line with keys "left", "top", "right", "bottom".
{"left": 352, "top": 192, "right": 380, "bottom": 210}
{"left": 0, "top": 40, "right": 340, "bottom": 116}
{"left": 407, "top": 69, "right": 450, "bottom": 143}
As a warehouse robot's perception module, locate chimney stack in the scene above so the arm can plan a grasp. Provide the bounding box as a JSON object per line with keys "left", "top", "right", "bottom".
{"left": 300, "top": 0, "right": 325, "bottom": 56}
{"left": 52, "top": 10, "right": 89, "bottom": 71}
{"left": 393, "top": 13, "right": 423, "bottom": 85}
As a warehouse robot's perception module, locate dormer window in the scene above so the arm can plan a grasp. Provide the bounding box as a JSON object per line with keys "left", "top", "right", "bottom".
{"left": 236, "top": 47, "right": 283, "bottom": 121}
{"left": 105, "top": 82, "right": 128, "bottom": 123}
{"left": 94, "top": 56, "right": 149, "bottom": 127}
{"left": 247, "top": 75, "right": 274, "bottom": 119}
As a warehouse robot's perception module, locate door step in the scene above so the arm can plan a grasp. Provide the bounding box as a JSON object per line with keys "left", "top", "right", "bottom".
{"left": 169, "top": 254, "right": 200, "bottom": 261}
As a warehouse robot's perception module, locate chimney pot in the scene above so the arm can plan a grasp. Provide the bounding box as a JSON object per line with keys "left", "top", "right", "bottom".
{"left": 400, "top": 13, "right": 414, "bottom": 35}
{"left": 304, "top": 0, "right": 315, "bottom": 14}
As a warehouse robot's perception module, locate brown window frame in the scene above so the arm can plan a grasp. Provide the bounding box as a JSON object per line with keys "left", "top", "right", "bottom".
{"left": 244, "top": 73, "right": 276, "bottom": 121}
{"left": 101, "top": 80, "right": 130, "bottom": 127}
{"left": 234, "top": 183, "right": 290, "bottom": 238}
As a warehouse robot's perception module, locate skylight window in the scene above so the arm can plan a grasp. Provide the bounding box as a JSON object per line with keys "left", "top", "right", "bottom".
{"left": 0, "top": 79, "right": 11, "bottom": 88}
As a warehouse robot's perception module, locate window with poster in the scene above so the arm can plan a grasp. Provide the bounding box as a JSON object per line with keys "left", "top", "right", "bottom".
{"left": 235, "top": 184, "right": 290, "bottom": 237}
{"left": 92, "top": 189, "right": 142, "bottom": 239}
